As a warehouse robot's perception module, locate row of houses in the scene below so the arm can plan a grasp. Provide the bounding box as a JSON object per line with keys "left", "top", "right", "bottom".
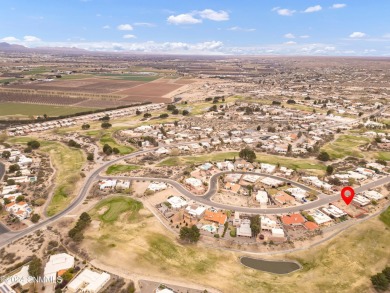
{"left": 0, "top": 147, "right": 36, "bottom": 221}
{"left": 7, "top": 103, "right": 165, "bottom": 136}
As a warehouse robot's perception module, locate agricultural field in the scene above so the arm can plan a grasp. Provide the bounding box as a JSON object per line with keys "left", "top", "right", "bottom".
{"left": 106, "top": 164, "right": 141, "bottom": 175}
{"left": 321, "top": 135, "right": 371, "bottom": 160}
{"left": 1, "top": 76, "right": 192, "bottom": 109}
{"left": 82, "top": 196, "right": 390, "bottom": 293}
{"left": 0, "top": 102, "right": 96, "bottom": 118}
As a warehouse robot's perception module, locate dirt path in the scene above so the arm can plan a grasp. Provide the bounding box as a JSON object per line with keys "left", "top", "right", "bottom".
{"left": 89, "top": 260, "right": 222, "bottom": 293}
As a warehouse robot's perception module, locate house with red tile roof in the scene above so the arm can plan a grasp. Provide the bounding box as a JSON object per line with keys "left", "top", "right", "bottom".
{"left": 281, "top": 213, "right": 305, "bottom": 226}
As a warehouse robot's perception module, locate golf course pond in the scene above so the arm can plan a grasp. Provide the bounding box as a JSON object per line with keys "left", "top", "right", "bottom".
{"left": 240, "top": 257, "right": 302, "bottom": 274}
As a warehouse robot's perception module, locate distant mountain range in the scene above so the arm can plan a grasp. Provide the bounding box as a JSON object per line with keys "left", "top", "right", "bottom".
{"left": 0, "top": 42, "right": 88, "bottom": 54}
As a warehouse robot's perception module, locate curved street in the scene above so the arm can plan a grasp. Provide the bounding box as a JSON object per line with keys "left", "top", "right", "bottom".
{"left": 1, "top": 144, "right": 390, "bottom": 248}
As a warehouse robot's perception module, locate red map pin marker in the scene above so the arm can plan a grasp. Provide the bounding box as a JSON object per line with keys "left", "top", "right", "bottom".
{"left": 341, "top": 186, "right": 355, "bottom": 205}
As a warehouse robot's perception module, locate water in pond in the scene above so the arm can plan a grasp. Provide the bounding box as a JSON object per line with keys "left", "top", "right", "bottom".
{"left": 240, "top": 257, "right": 301, "bottom": 274}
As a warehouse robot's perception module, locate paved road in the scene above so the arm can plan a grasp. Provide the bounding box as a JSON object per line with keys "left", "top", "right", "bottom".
{"left": 100, "top": 171, "right": 390, "bottom": 214}
{"left": 1, "top": 142, "right": 390, "bottom": 248}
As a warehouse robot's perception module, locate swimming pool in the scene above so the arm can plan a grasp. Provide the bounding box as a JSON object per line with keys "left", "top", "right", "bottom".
{"left": 201, "top": 224, "right": 217, "bottom": 233}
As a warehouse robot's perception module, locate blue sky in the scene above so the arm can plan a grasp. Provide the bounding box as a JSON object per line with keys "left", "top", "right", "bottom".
{"left": 1, "top": 0, "right": 389, "bottom": 55}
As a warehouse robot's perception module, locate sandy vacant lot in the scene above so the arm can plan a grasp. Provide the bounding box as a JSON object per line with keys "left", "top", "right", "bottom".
{"left": 82, "top": 196, "right": 390, "bottom": 293}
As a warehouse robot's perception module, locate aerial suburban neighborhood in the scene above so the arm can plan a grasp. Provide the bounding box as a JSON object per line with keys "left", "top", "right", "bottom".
{"left": 0, "top": 1, "right": 390, "bottom": 293}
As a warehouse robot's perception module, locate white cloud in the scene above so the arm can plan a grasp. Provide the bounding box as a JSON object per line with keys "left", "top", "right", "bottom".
{"left": 134, "top": 22, "right": 155, "bottom": 27}
{"left": 284, "top": 41, "right": 297, "bottom": 45}
{"left": 349, "top": 32, "right": 366, "bottom": 38}
{"left": 23, "top": 35, "right": 41, "bottom": 42}
{"left": 167, "top": 14, "right": 202, "bottom": 25}
{"left": 167, "top": 9, "right": 229, "bottom": 25}
{"left": 228, "top": 26, "right": 256, "bottom": 32}
{"left": 198, "top": 9, "right": 229, "bottom": 21}
{"left": 123, "top": 34, "right": 136, "bottom": 39}
{"left": 102, "top": 25, "right": 110, "bottom": 29}
{"left": 331, "top": 4, "right": 346, "bottom": 9}
{"left": 117, "top": 24, "right": 133, "bottom": 31}
{"left": 383, "top": 33, "right": 390, "bottom": 38}
{"left": 304, "top": 5, "right": 322, "bottom": 13}
{"left": 275, "top": 8, "right": 296, "bottom": 16}
{"left": 1, "top": 36, "right": 20, "bottom": 42}
{"left": 284, "top": 33, "right": 295, "bottom": 39}
{"left": 300, "top": 35, "right": 310, "bottom": 39}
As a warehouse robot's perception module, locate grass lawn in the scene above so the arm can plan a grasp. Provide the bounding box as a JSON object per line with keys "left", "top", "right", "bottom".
{"left": 321, "top": 135, "right": 370, "bottom": 159}
{"left": 98, "top": 73, "right": 160, "bottom": 82}
{"left": 82, "top": 199, "right": 390, "bottom": 293}
{"left": 7, "top": 137, "right": 85, "bottom": 216}
{"left": 99, "top": 133, "right": 134, "bottom": 155}
{"left": 0, "top": 102, "right": 96, "bottom": 118}
{"left": 375, "top": 152, "right": 390, "bottom": 161}
{"left": 158, "top": 152, "right": 325, "bottom": 175}
{"left": 59, "top": 74, "right": 95, "bottom": 80}
{"left": 0, "top": 78, "right": 18, "bottom": 84}
{"left": 379, "top": 206, "right": 390, "bottom": 227}
{"left": 106, "top": 164, "right": 141, "bottom": 175}
{"left": 158, "top": 152, "right": 239, "bottom": 167}
{"left": 89, "top": 196, "right": 143, "bottom": 223}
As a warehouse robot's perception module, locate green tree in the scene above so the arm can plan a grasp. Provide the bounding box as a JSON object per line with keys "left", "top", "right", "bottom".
{"left": 326, "top": 165, "right": 334, "bottom": 175}
{"left": 287, "top": 144, "right": 292, "bottom": 153}
{"left": 9, "top": 164, "right": 20, "bottom": 173}
{"left": 250, "top": 215, "right": 261, "bottom": 237}
{"left": 28, "top": 256, "right": 42, "bottom": 278}
{"left": 256, "top": 125, "right": 261, "bottom": 131}
{"left": 167, "top": 104, "right": 176, "bottom": 111}
{"left": 172, "top": 109, "right": 179, "bottom": 114}
{"left": 27, "top": 140, "right": 40, "bottom": 149}
{"left": 382, "top": 266, "right": 390, "bottom": 282}
{"left": 24, "top": 146, "right": 32, "bottom": 153}
{"left": 1, "top": 151, "right": 11, "bottom": 159}
{"left": 112, "top": 147, "right": 120, "bottom": 154}
{"left": 87, "top": 153, "right": 94, "bottom": 161}
{"left": 7, "top": 179, "right": 15, "bottom": 186}
{"left": 101, "top": 122, "right": 112, "bottom": 129}
{"left": 239, "top": 148, "right": 256, "bottom": 163}
{"left": 160, "top": 113, "right": 169, "bottom": 118}
{"left": 15, "top": 195, "right": 25, "bottom": 203}
{"left": 371, "top": 273, "right": 389, "bottom": 291}
{"left": 81, "top": 123, "right": 90, "bottom": 130}
{"left": 143, "top": 113, "right": 152, "bottom": 118}
{"left": 179, "top": 225, "right": 200, "bottom": 243}
{"left": 31, "top": 214, "right": 40, "bottom": 223}
{"left": 318, "top": 151, "right": 330, "bottom": 162}
{"left": 103, "top": 144, "right": 113, "bottom": 155}
{"left": 182, "top": 110, "right": 190, "bottom": 116}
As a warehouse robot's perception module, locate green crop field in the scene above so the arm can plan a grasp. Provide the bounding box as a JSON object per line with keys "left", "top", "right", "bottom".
{"left": 106, "top": 164, "right": 141, "bottom": 175}
{"left": 0, "top": 102, "right": 96, "bottom": 118}
{"left": 90, "top": 196, "right": 143, "bottom": 223}
{"left": 98, "top": 73, "right": 160, "bottom": 82}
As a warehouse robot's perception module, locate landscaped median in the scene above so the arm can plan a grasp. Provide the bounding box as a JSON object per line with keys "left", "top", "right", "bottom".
{"left": 106, "top": 164, "right": 141, "bottom": 175}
